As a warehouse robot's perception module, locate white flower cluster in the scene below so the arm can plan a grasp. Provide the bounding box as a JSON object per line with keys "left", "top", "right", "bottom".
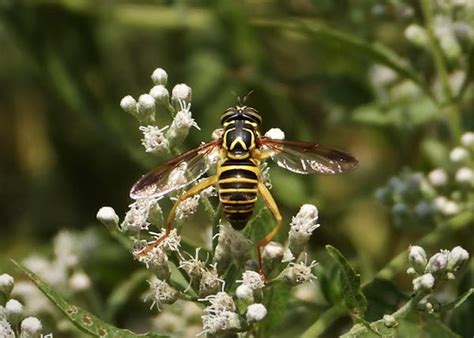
{"left": 7, "top": 230, "right": 93, "bottom": 327}
{"left": 110, "top": 67, "right": 328, "bottom": 335}
{"left": 145, "top": 277, "right": 178, "bottom": 311}
{"left": 214, "top": 222, "right": 253, "bottom": 272}
{"left": 20, "top": 231, "right": 91, "bottom": 292}
{"left": 403, "top": 0, "right": 474, "bottom": 61}
{"left": 236, "top": 271, "right": 265, "bottom": 304}
{"left": 0, "top": 274, "right": 45, "bottom": 338}
{"left": 199, "top": 292, "right": 241, "bottom": 335}
{"left": 120, "top": 199, "right": 154, "bottom": 235}
{"left": 120, "top": 68, "right": 198, "bottom": 154}
{"left": 289, "top": 204, "right": 320, "bottom": 258}
{"left": 179, "top": 250, "right": 223, "bottom": 297}
{"left": 376, "top": 132, "right": 473, "bottom": 228}
{"left": 282, "top": 257, "right": 318, "bottom": 287}
{"left": 407, "top": 245, "right": 469, "bottom": 293}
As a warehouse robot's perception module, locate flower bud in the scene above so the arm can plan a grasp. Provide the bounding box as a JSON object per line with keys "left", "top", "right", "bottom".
{"left": 392, "top": 202, "right": 414, "bottom": 228}
{"left": 449, "top": 147, "right": 469, "bottom": 163}
{"left": 262, "top": 241, "right": 284, "bottom": 272}
{"left": 69, "top": 271, "right": 91, "bottom": 291}
{"left": 412, "top": 273, "right": 435, "bottom": 292}
{"left": 146, "top": 278, "right": 178, "bottom": 310}
{"left": 236, "top": 284, "right": 254, "bottom": 303}
{"left": 370, "top": 64, "right": 397, "bottom": 87}
{"left": 264, "top": 128, "right": 285, "bottom": 140}
{"left": 149, "top": 85, "right": 169, "bottom": 103}
{"left": 214, "top": 243, "right": 232, "bottom": 274}
{"left": 289, "top": 204, "right": 320, "bottom": 257}
{"left": 0, "top": 273, "right": 14, "bottom": 298}
{"left": 199, "top": 269, "right": 221, "bottom": 297}
{"left": 425, "top": 250, "right": 449, "bottom": 275}
{"left": 461, "top": 132, "right": 474, "bottom": 148}
{"left": 404, "top": 24, "right": 429, "bottom": 47}
{"left": 166, "top": 101, "right": 198, "bottom": 148}
{"left": 440, "top": 36, "right": 462, "bottom": 60}
{"left": 135, "top": 244, "right": 170, "bottom": 280}
{"left": 151, "top": 68, "right": 168, "bottom": 85}
{"left": 447, "top": 272, "right": 456, "bottom": 280}
{"left": 137, "top": 94, "right": 156, "bottom": 122}
{"left": 148, "top": 201, "right": 163, "bottom": 228}
{"left": 383, "top": 314, "right": 397, "bottom": 328}
{"left": 5, "top": 299, "right": 23, "bottom": 325}
{"left": 240, "top": 271, "right": 265, "bottom": 290}
{"left": 408, "top": 245, "right": 427, "bottom": 274}
{"left": 282, "top": 260, "right": 317, "bottom": 287}
{"left": 176, "top": 195, "right": 201, "bottom": 221}
{"left": 121, "top": 200, "right": 151, "bottom": 235}
{"left": 375, "top": 186, "right": 392, "bottom": 205}
{"left": 455, "top": 167, "right": 473, "bottom": 186}
{"left": 171, "top": 83, "right": 192, "bottom": 103}
{"left": 246, "top": 303, "right": 267, "bottom": 322}
{"left": 20, "top": 316, "right": 43, "bottom": 338}
{"left": 414, "top": 201, "right": 432, "bottom": 218}
{"left": 120, "top": 95, "right": 137, "bottom": 116}
{"left": 447, "top": 246, "right": 469, "bottom": 272}
{"left": 427, "top": 168, "right": 449, "bottom": 187}
{"left": 215, "top": 222, "right": 252, "bottom": 270}
{"left": 433, "top": 197, "right": 460, "bottom": 216}
{"left": 96, "top": 206, "right": 119, "bottom": 229}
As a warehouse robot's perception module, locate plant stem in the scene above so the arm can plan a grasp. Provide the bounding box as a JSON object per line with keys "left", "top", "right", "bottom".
{"left": 301, "top": 305, "right": 346, "bottom": 338}
{"left": 419, "top": 0, "right": 461, "bottom": 141}
{"left": 376, "top": 210, "right": 473, "bottom": 280}
{"left": 456, "top": 46, "right": 474, "bottom": 101}
{"left": 342, "top": 290, "right": 429, "bottom": 336}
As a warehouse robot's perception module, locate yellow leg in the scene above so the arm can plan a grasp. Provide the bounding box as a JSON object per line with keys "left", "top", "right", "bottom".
{"left": 256, "top": 181, "right": 283, "bottom": 277}
{"left": 136, "top": 175, "right": 218, "bottom": 257}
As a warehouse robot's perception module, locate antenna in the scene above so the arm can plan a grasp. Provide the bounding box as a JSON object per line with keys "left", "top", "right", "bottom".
{"left": 232, "top": 89, "right": 254, "bottom": 105}
{"left": 241, "top": 89, "right": 254, "bottom": 104}
{"left": 231, "top": 91, "right": 243, "bottom": 105}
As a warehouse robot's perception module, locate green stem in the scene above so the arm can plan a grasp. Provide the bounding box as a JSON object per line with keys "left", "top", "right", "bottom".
{"left": 342, "top": 290, "right": 429, "bottom": 336}
{"left": 301, "top": 305, "right": 347, "bottom": 338}
{"left": 420, "top": 0, "right": 453, "bottom": 101}
{"left": 419, "top": 0, "right": 461, "bottom": 140}
{"left": 456, "top": 46, "right": 474, "bottom": 101}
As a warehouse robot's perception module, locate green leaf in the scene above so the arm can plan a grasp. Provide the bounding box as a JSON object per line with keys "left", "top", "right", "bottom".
{"left": 12, "top": 260, "right": 166, "bottom": 338}
{"left": 395, "top": 315, "right": 461, "bottom": 338}
{"left": 362, "top": 278, "right": 408, "bottom": 322}
{"left": 439, "top": 288, "right": 474, "bottom": 312}
{"left": 106, "top": 269, "right": 149, "bottom": 321}
{"left": 261, "top": 282, "right": 291, "bottom": 335}
{"left": 326, "top": 245, "right": 367, "bottom": 317}
{"left": 450, "top": 262, "right": 474, "bottom": 337}
{"left": 342, "top": 313, "right": 461, "bottom": 338}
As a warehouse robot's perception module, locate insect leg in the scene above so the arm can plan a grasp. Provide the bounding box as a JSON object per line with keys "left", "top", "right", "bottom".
{"left": 135, "top": 175, "right": 218, "bottom": 257}
{"left": 256, "top": 181, "right": 283, "bottom": 277}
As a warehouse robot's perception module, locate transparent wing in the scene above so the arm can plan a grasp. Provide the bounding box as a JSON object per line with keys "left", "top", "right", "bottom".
{"left": 258, "top": 137, "right": 358, "bottom": 174}
{"left": 130, "top": 140, "right": 221, "bottom": 199}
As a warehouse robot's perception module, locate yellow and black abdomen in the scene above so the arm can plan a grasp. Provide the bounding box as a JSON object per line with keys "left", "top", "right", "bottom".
{"left": 217, "top": 159, "right": 259, "bottom": 230}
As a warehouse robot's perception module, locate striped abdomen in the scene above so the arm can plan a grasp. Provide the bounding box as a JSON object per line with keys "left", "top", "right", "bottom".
{"left": 218, "top": 159, "right": 259, "bottom": 230}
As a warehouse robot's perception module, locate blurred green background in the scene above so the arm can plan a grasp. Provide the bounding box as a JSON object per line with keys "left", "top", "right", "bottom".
{"left": 0, "top": 0, "right": 472, "bottom": 336}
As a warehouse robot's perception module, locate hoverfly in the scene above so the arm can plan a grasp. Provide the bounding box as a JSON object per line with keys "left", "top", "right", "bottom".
{"left": 130, "top": 98, "right": 358, "bottom": 273}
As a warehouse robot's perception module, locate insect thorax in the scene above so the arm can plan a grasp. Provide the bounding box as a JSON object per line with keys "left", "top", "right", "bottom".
{"left": 221, "top": 106, "right": 261, "bottom": 160}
